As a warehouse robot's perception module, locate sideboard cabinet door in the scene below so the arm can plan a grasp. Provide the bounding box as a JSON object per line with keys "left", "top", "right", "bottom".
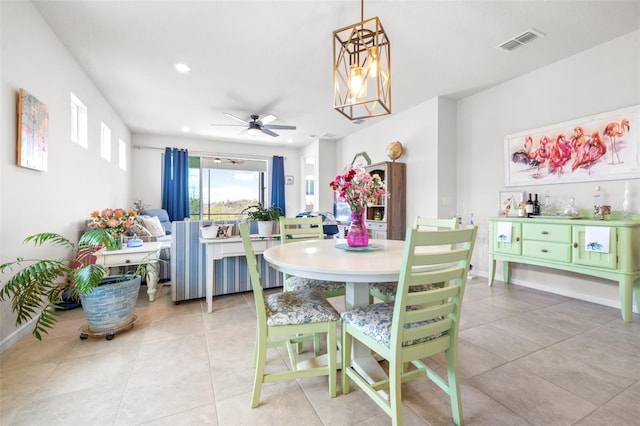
{"left": 572, "top": 225, "right": 618, "bottom": 270}
{"left": 491, "top": 221, "right": 522, "bottom": 256}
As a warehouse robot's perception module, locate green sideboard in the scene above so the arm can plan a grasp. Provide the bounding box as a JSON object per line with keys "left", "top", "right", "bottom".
{"left": 488, "top": 216, "right": 640, "bottom": 322}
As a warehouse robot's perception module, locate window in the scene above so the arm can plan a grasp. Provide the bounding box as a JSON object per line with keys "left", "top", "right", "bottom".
{"left": 70, "top": 93, "right": 87, "bottom": 148}
{"left": 118, "top": 139, "right": 126, "bottom": 170}
{"left": 188, "top": 156, "right": 267, "bottom": 221}
{"left": 100, "top": 122, "right": 111, "bottom": 161}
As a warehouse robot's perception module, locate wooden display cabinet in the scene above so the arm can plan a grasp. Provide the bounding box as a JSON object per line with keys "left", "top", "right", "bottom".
{"left": 365, "top": 161, "right": 406, "bottom": 240}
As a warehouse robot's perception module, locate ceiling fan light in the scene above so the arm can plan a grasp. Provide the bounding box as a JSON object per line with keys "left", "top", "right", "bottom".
{"left": 247, "top": 127, "right": 263, "bottom": 136}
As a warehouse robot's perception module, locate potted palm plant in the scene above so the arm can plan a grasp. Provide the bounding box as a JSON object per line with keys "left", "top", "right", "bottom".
{"left": 241, "top": 203, "right": 283, "bottom": 236}
{"left": 0, "top": 213, "right": 153, "bottom": 340}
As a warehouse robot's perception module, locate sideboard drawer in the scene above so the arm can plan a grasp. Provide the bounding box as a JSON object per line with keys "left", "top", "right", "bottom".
{"left": 522, "top": 241, "right": 572, "bottom": 262}
{"left": 98, "top": 252, "right": 158, "bottom": 267}
{"left": 218, "top": 240, "right": 248, "bottom": 256}
{"left": 523, "top": 223, "right": 572, "bottom": 243}
{"left": 366, "top": 221, "right": 386, "bottom": 232}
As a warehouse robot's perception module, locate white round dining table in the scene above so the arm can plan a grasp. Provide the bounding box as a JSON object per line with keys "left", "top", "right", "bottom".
{"left": 263, "top": 238, "right": 405, "bottom": 284}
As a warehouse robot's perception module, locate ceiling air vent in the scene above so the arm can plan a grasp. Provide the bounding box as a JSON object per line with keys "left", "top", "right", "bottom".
{"left": 497, "top": 28, "right": 544, "bottom": 52}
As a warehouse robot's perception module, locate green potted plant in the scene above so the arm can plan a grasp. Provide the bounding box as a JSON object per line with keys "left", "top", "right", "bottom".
{"left": 0, "top": 225, "right": 153, "bottom": 341}
{"left": 241, "top": 203, "right": 283, "bottom": 236}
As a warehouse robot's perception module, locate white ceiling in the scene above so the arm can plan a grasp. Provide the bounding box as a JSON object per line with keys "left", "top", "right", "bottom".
{"left": 33, "top": 1, "right": 640, "bottom": 148}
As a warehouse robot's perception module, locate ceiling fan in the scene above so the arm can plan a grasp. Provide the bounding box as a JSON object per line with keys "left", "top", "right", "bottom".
{"left": 211, "top": 113, "right": 296, "bottom": 137}
{"left": 203, "top": 156, "right": 244, "bottom": 165}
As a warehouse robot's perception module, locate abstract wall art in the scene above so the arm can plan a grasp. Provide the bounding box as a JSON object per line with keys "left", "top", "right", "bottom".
{"left": 17, "top": 88, "right": 49, "bottom": 172}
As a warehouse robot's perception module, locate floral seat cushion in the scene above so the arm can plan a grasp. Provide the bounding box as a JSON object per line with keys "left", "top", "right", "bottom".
{"left": 340, "top": 302, "right": 444, "bottom": 348}
{"left": 266, "top": 288, "right": 340, "bottom": 326}
{"left": 285, "top": 276, "right": 345, "bottom": 293}
{"left": 370, "top": 282, "right": 440, "bottom": 299}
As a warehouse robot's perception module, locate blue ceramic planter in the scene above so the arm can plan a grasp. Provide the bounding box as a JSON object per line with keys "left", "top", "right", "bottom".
{"left": 79, "top": 274, "right": 141, "bottom": 333}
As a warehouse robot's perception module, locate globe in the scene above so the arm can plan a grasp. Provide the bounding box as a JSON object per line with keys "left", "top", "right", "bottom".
{"left": 386, "top": 141, "right": 403, "bottom": 161}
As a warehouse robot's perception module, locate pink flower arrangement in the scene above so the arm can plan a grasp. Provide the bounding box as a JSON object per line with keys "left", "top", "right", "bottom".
{"left": 329, "top": 163, "right": 386, "bottom": 211}
{"left": 88, "top": 208, "right": 137, "bottom": 236}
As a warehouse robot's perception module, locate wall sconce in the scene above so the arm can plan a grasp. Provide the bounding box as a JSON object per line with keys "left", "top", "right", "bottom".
{"left": 333, "top": 0, "right": 391, "bottom": 120}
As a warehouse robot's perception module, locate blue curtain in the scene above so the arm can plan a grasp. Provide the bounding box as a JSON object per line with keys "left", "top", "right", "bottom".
{"left": 270, "top": 156, "right": 286, "bottom": 216}
{"left": 162, "top": 147, "right": 190, "bottom": 221}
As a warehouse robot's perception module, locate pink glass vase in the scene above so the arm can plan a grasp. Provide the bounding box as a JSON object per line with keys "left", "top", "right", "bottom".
{"left": 347, "top": 208, "right": 369, "bottom": 247}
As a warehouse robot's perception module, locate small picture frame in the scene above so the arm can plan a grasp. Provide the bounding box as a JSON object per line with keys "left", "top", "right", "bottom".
{"left": 285, "top": 175, "right": 294, "bottom": 185}
{"left": 216, "top": 224, "right": 234, "bottom": 238}
{"left": 499, "top": 191, "right": 525, "bottom": 216}
{"left": 351, "top": 151, "right": 371, "bottom": 166}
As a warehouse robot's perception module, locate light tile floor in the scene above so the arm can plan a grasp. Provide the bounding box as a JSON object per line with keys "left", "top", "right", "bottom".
{"left": 1, "top": 279, "right": 639, "bottom": 425}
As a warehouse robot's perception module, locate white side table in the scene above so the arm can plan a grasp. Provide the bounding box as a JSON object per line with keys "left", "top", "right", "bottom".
{"left": 93, "top": 242, "right": 162, "bottom": 302}
{"left": 200, "top": 236, "right": 280, "bottom": 313}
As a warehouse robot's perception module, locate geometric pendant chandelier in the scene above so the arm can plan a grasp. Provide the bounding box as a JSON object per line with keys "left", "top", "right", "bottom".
{"left": 333, "top": 0, "right": 391, "bottom": 120}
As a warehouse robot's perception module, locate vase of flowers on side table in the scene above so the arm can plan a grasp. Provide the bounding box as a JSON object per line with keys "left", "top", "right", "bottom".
{"left": 330, "top": 163, "right": 386, "bottom": 247}
{"left": 88, "top": 208, "right": 136, "bottom": 250}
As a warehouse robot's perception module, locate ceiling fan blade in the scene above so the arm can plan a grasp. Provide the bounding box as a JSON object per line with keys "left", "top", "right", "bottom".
{"left": 261, "top": 128, "right": 279, "bottom": 137}
{"left": 223, "top": 112, "right": 249, "bottom": 124}
{"left": 210, "top": 123, "right": 247, "bottom": 127}
{"left": 258, "top": 114, "right": 277, "bottom": 126}
{"left": 263, "top": 124, "right": 296, "bottom": 130}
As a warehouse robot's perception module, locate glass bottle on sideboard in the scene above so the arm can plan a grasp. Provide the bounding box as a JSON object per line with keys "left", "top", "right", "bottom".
{"left": 526, "top": 193, "right": 534, "bottom": 218}
{"left": 533, "top": 193, "right": 541, "bottom": 216}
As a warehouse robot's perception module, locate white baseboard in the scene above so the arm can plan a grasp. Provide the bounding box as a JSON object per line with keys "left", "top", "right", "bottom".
{"left": 0, "top": 320, "right": 36, "bottom": 354}
{"left": 476, "top": 269, "right": 638, "bottom": 314}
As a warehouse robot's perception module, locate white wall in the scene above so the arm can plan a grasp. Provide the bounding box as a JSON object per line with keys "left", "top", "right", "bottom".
{"left": 457, "top": 30, "right": 640, "bottom": 309}
{"left": 338, "top": 96, "right": 458, "bottom": 227}
{"left": 300, "top": 138, "right": 338, "bottom": 214}
{"left": 0, "top": 1, "right": 132, "bottom": 348}
{"left": 130, "top": 133, "right": 302, "bottom": 217}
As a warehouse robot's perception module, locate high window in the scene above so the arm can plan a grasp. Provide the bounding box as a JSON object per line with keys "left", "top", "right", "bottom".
{"left": 118, "top": 138, "right": 126, "bottom": 170}
{"left": 188, "top": 156, "right": 267, "bottom": 221}
{"left": 70, "top": 93, "right": 88, "bottom": 148}
{"left": 100, "top": 122, "right": 111, "bottom": 161}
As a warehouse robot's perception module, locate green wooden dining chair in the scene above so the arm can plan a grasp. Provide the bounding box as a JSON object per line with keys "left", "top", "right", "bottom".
{"left": 239, "top": 221, "right": 339, "bottom": 408}
{"left": 279, "top": 216, "right": 346, "bottom": 354}
{"left": 369, "top": 216, "right": 459, "bottom": 302}
{"left": 279, "top": 216, "right": 346, "bottom": 298}
{"left": 342, "top": 224, "right": 477, "bottom": 426}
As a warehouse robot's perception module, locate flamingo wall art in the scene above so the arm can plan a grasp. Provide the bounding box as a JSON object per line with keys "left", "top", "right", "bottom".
{"left": 504, "top": 105, "right": 639, "bottom": 187}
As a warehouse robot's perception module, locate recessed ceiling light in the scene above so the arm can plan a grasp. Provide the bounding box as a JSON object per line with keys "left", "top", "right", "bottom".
{"left": 174, "top": 63, "right": 191, "bottom": 73}
{"left": 286, "top": 138, "right": 293, "bottom": 143}
{"left": 181, "top": 126, "right": 190, "bottom": 132}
